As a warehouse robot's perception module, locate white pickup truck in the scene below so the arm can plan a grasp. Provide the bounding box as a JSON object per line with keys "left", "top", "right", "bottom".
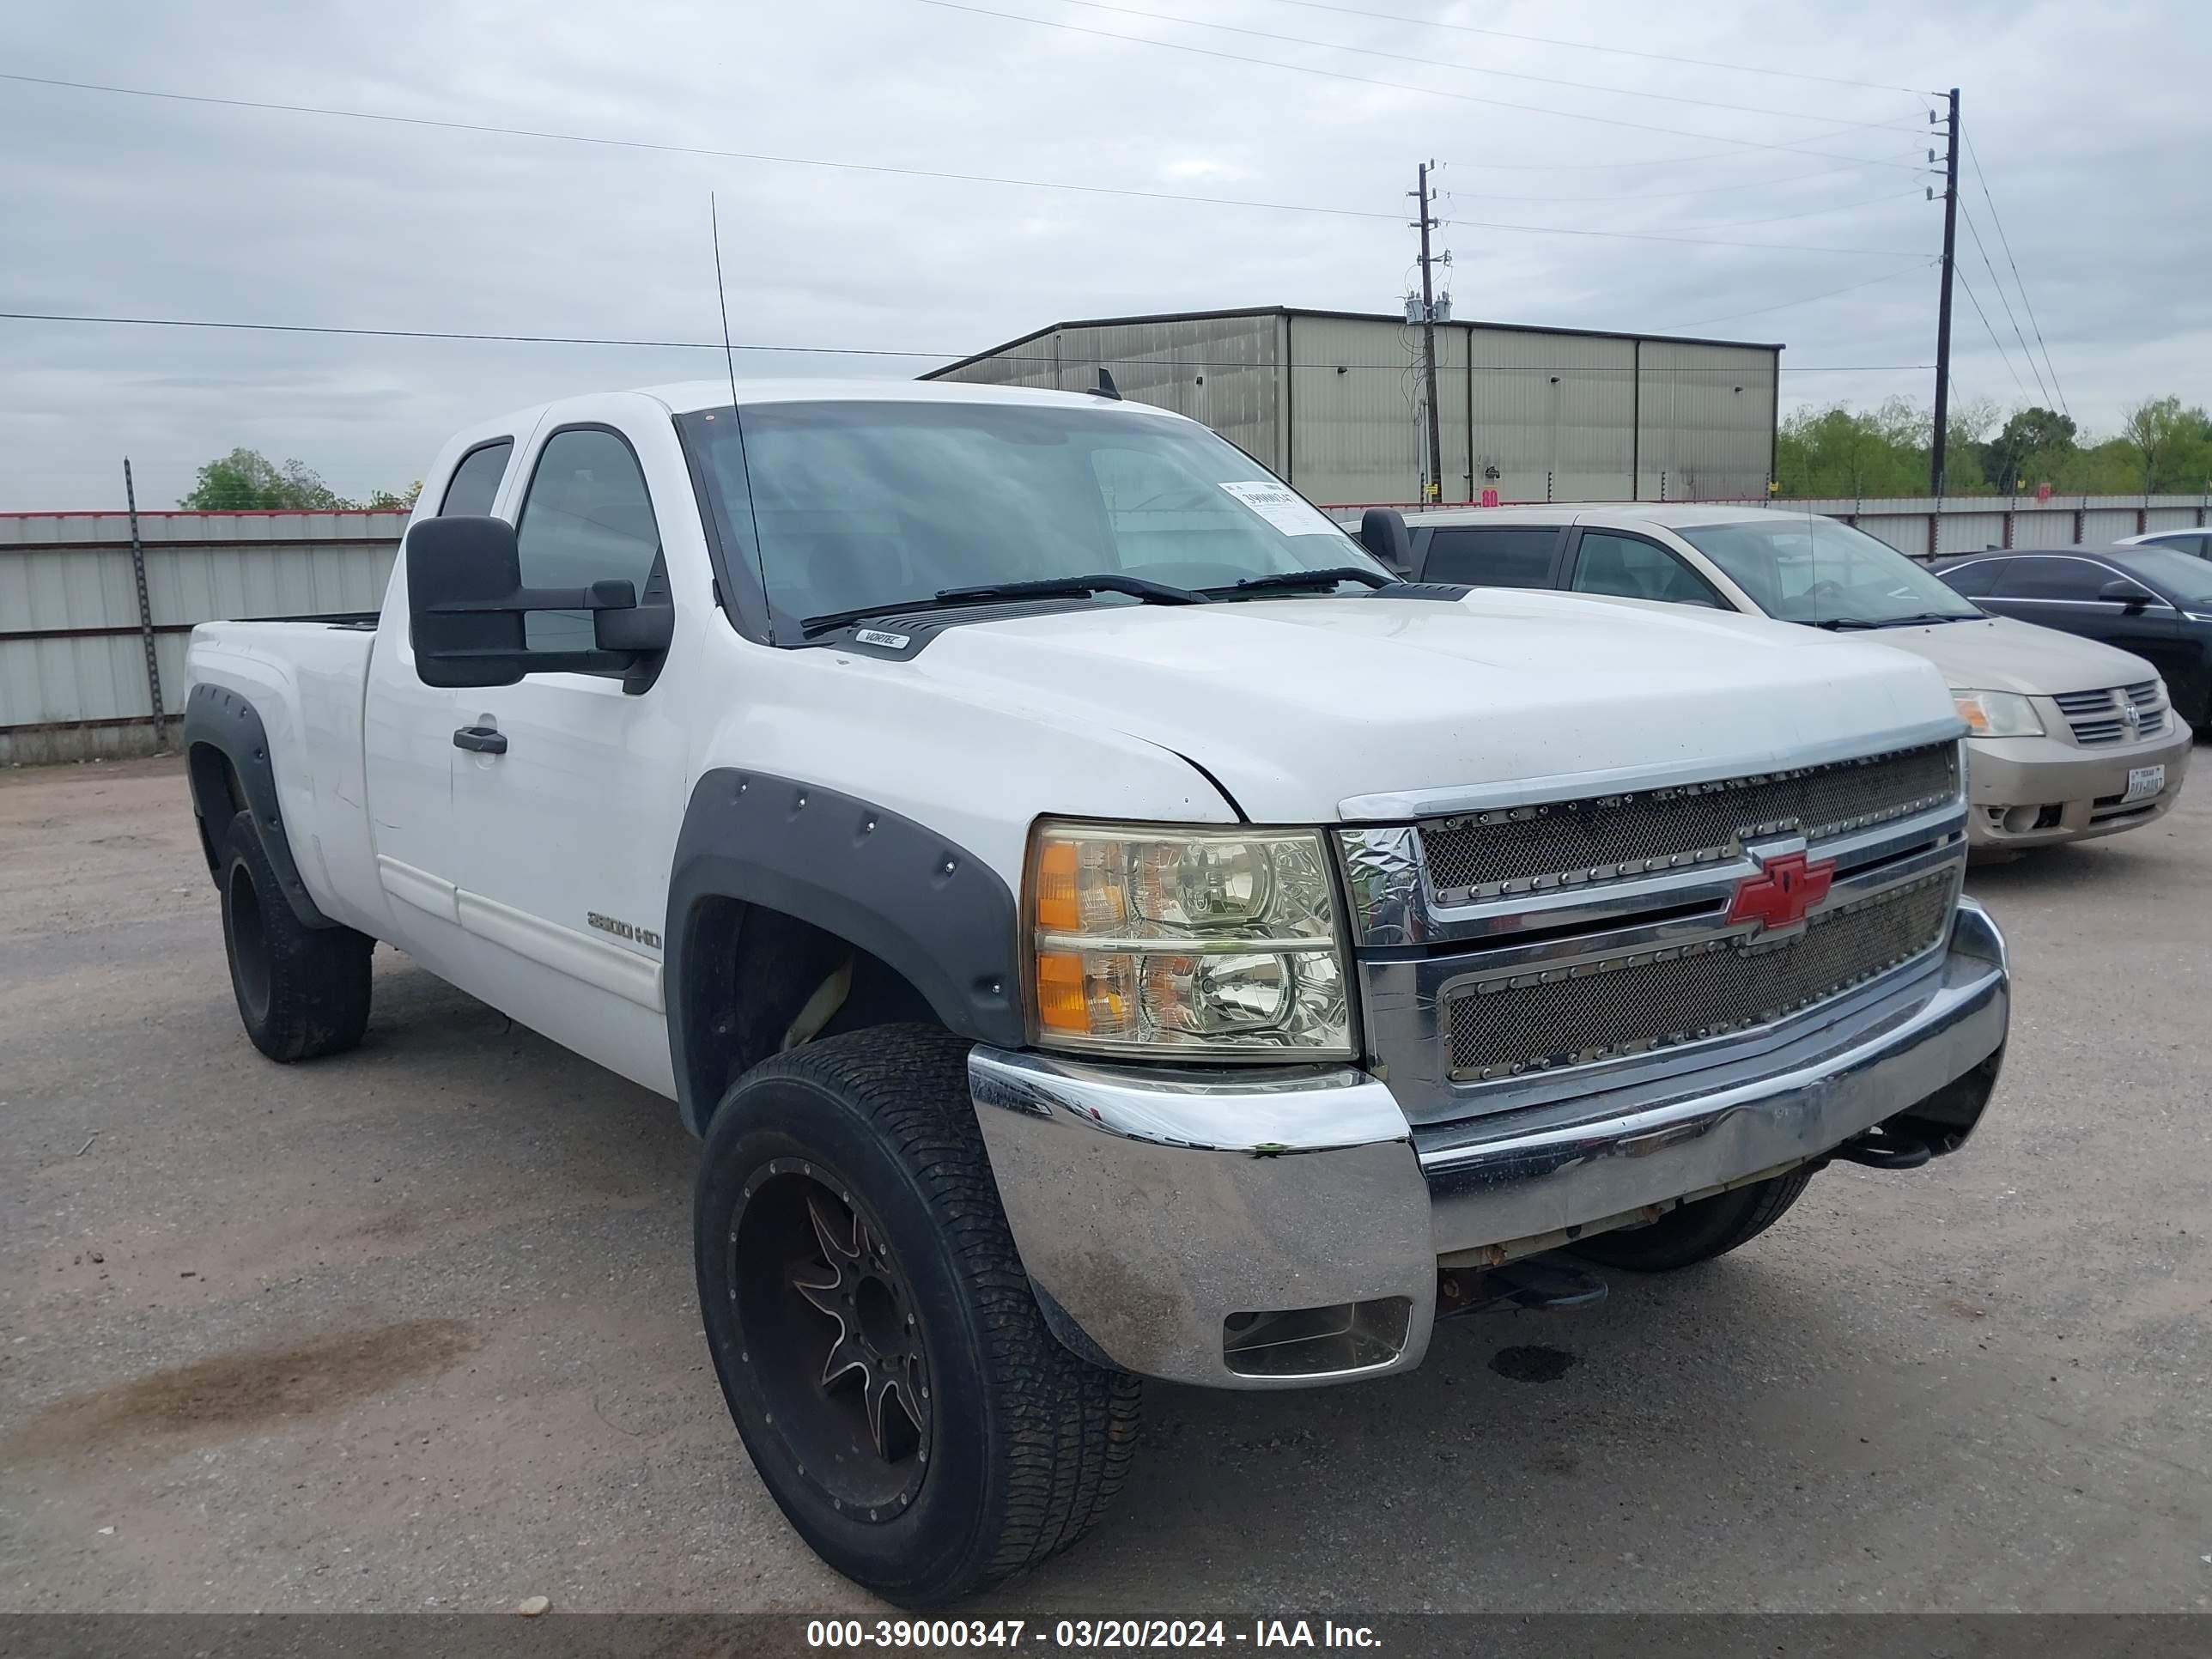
{"left": 185, "top": 378, "right": 2010, "bottom": 1604}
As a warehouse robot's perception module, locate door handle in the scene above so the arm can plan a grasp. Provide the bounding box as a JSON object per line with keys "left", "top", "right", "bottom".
{"left": 453, "top": 725, "right": 507, "bottom": 755}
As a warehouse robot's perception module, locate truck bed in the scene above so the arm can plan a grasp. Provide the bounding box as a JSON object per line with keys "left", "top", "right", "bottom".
{"left": 186, "top": 618, "right": 383, "bottom": 933}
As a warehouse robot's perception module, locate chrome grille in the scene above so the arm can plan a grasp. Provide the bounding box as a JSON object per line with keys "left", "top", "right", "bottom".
{"left": 1443, "top": 871, "right": 1956, "bottom": 1080}
{"left": 1419, "top": 743, "right": 1958, "bottom": 901}
{"left": 2054, "top": 681, "right": 2166, "bottom": 746}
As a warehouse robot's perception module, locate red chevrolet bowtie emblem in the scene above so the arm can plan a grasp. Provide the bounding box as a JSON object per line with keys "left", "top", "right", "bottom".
{"left": 1727, "top": 850, "right": 1835, "bottom": 933}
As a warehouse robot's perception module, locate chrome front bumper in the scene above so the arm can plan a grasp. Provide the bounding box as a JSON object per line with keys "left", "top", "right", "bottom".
{"left": 969, "top": 897, "right": 2008, "bottom": 1390}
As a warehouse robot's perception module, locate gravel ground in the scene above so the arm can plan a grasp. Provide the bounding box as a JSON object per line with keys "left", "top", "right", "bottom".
{"left": 2, "top": 753, "right": 2208, "bottom": 1614}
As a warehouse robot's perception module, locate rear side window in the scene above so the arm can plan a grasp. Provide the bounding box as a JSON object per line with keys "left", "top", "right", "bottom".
{"left": 514, "top": 428, "right": 662, "bottom": 654}
{"left": 1570, "top": 532, "right": 1723, "bottom": 608}
{"left": 440, "top": 440, "right": 513, "bottom": 516}
{"left": 1421, "top": 526, "right": 1560, "bottom": 587}
{"left": 1996, "top": 558, "right": 2105, "bottom": 601}
{"left": 1937, "top": 558, "right": 2009, "bottom": 599}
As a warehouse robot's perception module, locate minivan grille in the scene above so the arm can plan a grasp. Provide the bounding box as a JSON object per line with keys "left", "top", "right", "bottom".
{"left": 1419, "top": 742, "right": 1957, "bottom": 900}
{"left": 1443, "top": 871, "right": 1955, "bottom": 1080}
{"left": 2054, "top": 681, "right": 2166, "bottom": 746}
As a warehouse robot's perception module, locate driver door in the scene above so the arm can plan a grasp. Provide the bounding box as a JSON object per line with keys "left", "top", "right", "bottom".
{"left": 445, "top": 407, "right": 693, "bottom": 1095}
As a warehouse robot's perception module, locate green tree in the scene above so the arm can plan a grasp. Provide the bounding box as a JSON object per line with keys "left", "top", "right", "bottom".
{"left": 179, "top": 448, "right": 350, "bottom": 510}
{"left": 1980, "top": 405, "right": 2077, "bottom": 495}
{"left": 179, "top": 451, "right": 422, "bottom": 511}
{"left": 2116, "top": 397, "right": 2212, "bottom": 494}
{"left": 1774, "top": 398, "right": 1930, "bottom": 496}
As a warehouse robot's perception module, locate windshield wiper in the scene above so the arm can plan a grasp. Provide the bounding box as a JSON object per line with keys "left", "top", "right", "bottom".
{"left": 1871, "top": 611, "right": 1978, "bottom": 629}
{"left": 1204, "top": 567, "right": 1401, "bottom": 597}
{"left": 800, "top": 573, "right": 1205, "bottom": 635}
{"left": 1807, "top": 616, "right": 1881, "bottom": 630}
{"left": 933, "top": 573, "right": 1207, "bottom": 606}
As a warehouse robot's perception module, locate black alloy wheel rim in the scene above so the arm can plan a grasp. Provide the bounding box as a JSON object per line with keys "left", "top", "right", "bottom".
{"left": 729, "top": 1156, "right": 932, "bottom": 1519}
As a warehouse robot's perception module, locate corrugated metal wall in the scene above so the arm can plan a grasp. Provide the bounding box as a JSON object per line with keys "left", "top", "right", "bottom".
{"left": 935, "top": 313, "right": 1286, "bottom": 474}
{"left": 1635, "top": 339, "right": 1779, "bottom": 502}
{"left": 1286, "top": 313, "right": 1431, "bottom": 505}
{"left": 1468, "top": 328, "right": 1638, "bottom": 504}
{"left": 1734, "top": 497, "right": 2209, "bottom": 562}
{"left": 1, "top": 510, "right": 402, "bottom": 762}
{"left": 932, "top": 310, "right": 1780, "bottom": 507}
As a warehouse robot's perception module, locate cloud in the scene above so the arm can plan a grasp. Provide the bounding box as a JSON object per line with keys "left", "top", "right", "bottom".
{"left": 1, "top": 0, "right": 2204, "bottom": 507}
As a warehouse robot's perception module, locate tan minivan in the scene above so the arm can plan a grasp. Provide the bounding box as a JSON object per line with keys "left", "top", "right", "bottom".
{"left": 1375, "top": 503, "right": 2194, "bottom": 854}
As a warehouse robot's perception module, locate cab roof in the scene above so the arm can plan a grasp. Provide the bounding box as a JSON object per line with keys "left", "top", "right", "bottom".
{"left": 631, "top": 377, "right": 1180, "bottom": 417}
{"left": 1401, "top": 502, "right": 1792, "bottom": 530}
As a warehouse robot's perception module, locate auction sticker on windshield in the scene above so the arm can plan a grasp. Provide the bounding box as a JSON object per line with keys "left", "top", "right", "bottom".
{"left": 2124, "top": 764, "right": 2166, "bottom": 803}
{"left": 1218, "top": 480, "right": 1340, "bottom": 538}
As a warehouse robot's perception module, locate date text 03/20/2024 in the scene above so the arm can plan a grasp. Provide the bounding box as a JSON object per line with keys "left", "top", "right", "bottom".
{"left": 805, "top": 1620, "right": 1382, "bottom": 1649}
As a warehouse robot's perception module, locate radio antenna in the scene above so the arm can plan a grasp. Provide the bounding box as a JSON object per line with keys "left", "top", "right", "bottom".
{"left": 709, "top": 192, "right": 741, "bottom": 414}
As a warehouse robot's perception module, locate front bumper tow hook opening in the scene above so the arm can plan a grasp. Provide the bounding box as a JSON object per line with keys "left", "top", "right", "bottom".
{"left": 1437, "top": 1257, "right": 1609, "bottom": 1321}
{"left": 1833, "top": 1127, "right": 1935, "bottom": 1170}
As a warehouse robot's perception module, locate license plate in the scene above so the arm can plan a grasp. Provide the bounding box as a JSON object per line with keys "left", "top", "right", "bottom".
{"left": 2124, "top": 764, "right": 2166, "bottom": 803}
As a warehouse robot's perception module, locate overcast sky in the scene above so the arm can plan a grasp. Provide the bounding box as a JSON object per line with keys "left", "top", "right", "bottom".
{"left": 3, "top": 0, "right": 2204, "bottom": 508}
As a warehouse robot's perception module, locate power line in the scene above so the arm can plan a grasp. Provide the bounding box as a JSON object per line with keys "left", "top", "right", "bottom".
{"left": 1435, "top": 157, "right": 1898, "bottom": 202}
{"left": 911, "top": 0, "right": 1929, "bottom": 170}
{"left": 0, "top": 70, "right": 1402, "bottom": 224}
{"left": 1656, "top": 262, "right": 1937, "bottom": 331}
{"left": 0, "top": 70, "right": 1929, "bottom": 260}
{"left": 1023, "top": 0, "right": 1922, "bottom": 131}
{"left": 1437, "top": 216, "right": 1925, "bottom": 258}
{"left": 0, "top": 307, "right": 1899, "bottom": 368}
{"left": 1957, "top": 202, "right": 2051, "bottom": 407}
{"left": 1676, "top": 186, "right": 1928, "bottom": 231}
{"left": 1244, "top": 0, "right": 1932, "bottom": 95}
{"left": 1962, "top": 132, "right": 2068, "bottom": 417}
{"left": 1952, "top": 268, "right": 2029, "bottom": 398}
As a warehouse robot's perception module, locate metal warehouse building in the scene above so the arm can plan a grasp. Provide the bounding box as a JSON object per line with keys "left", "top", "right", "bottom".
{"left": 925, "top": 306, "right": 1781, "bottom": 507}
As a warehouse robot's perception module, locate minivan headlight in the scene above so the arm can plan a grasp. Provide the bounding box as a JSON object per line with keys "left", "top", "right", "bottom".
{"left": 1027, "top": 822, "right": 1352, "bottom": 1059}
{"left": 1952, "top": 688, "right": 2044, "bottom": 738}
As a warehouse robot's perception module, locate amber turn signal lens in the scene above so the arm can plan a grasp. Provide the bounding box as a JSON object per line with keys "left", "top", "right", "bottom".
{"left": 1034, "top": 839, "right": 1080, "bottom": 933}
{"left": 1033, "top": 950, "right": 1089, "bottom": 1032}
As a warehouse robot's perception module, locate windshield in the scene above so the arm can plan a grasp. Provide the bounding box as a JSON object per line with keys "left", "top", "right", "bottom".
{"left": 678, "top": 400, "right": 1384, "bottom": 628}
{"left": 2115, "top": 548, "right": 2212, "bottom": 606}
{"left": 1676, "top": 516, "right": 1984, "bottom": 626}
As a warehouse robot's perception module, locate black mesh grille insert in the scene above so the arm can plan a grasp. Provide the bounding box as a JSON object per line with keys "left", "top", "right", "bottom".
{"left": 1420, "top": 743, "right": 1958, "bottom": 899}
{"left": 1443, "top": 872, "right": 1955, "bottom": 1079}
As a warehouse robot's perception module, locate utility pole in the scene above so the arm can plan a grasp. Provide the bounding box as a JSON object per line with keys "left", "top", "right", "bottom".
{"left": 1412, "top": 161, "right": 1444, "bottom": 504}
{"left": 1930, "top": 88, "right": 1960, "bottom": 497}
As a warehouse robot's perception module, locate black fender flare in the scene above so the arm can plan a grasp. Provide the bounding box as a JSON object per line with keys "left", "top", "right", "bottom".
{"left": 182, "top": 681, "right": 335, "bottom": 929}
{"left": 664, "top": 769, "right": 1024, "bottom": 1134}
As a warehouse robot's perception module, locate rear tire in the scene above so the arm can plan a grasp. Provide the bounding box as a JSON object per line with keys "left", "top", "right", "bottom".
{"left": 695, "top": 1024, "right": 1140, "bottom": 1606}
{"left": 1571, "top": 1169, "right": 1814, "bottom": 1273}
{"left": 218, "top": 809, "right": 373, "bottom": 1061}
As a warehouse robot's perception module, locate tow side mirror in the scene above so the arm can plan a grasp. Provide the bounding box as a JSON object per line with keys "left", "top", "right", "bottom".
{"left": 404, "top": 517, "right": 673, "bottom": 689}
{"left": 2097, "top": 577, "right": 2155, "bottom": 614}
{"left": 1358, "top": 507, "right": 1412, "bottom": 574}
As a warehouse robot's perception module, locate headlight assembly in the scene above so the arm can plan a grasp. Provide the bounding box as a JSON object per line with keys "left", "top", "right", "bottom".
{"left": 1952, "top": 689, "right": 2044, "bottom": 738}
{"left": 1027, "top": 822, "right": 1352, "bottom": 1059}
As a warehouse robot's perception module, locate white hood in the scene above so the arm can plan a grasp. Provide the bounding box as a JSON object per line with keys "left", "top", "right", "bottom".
{"left": 900, "top": 592, "right": 1959, "bottom": 822}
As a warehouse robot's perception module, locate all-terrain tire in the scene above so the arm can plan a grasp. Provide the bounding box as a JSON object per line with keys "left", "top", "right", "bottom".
{"left": 1571, "top": 1169, "right": 1815, "bottom": 1273}
{"left": 217, "top": 809, "right": 374, "bottom": 1061}
{"left": 695, "top": 1024, "right": 1141, "bottom": 1606}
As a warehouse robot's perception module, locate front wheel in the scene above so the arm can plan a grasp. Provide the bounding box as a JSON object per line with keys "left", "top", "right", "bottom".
{"left": 695, "top": 1025, "right": 1140, "bottom": 1606}
{"left": 1571, "top": 1169, "right": 1814, "bottom": 1273}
